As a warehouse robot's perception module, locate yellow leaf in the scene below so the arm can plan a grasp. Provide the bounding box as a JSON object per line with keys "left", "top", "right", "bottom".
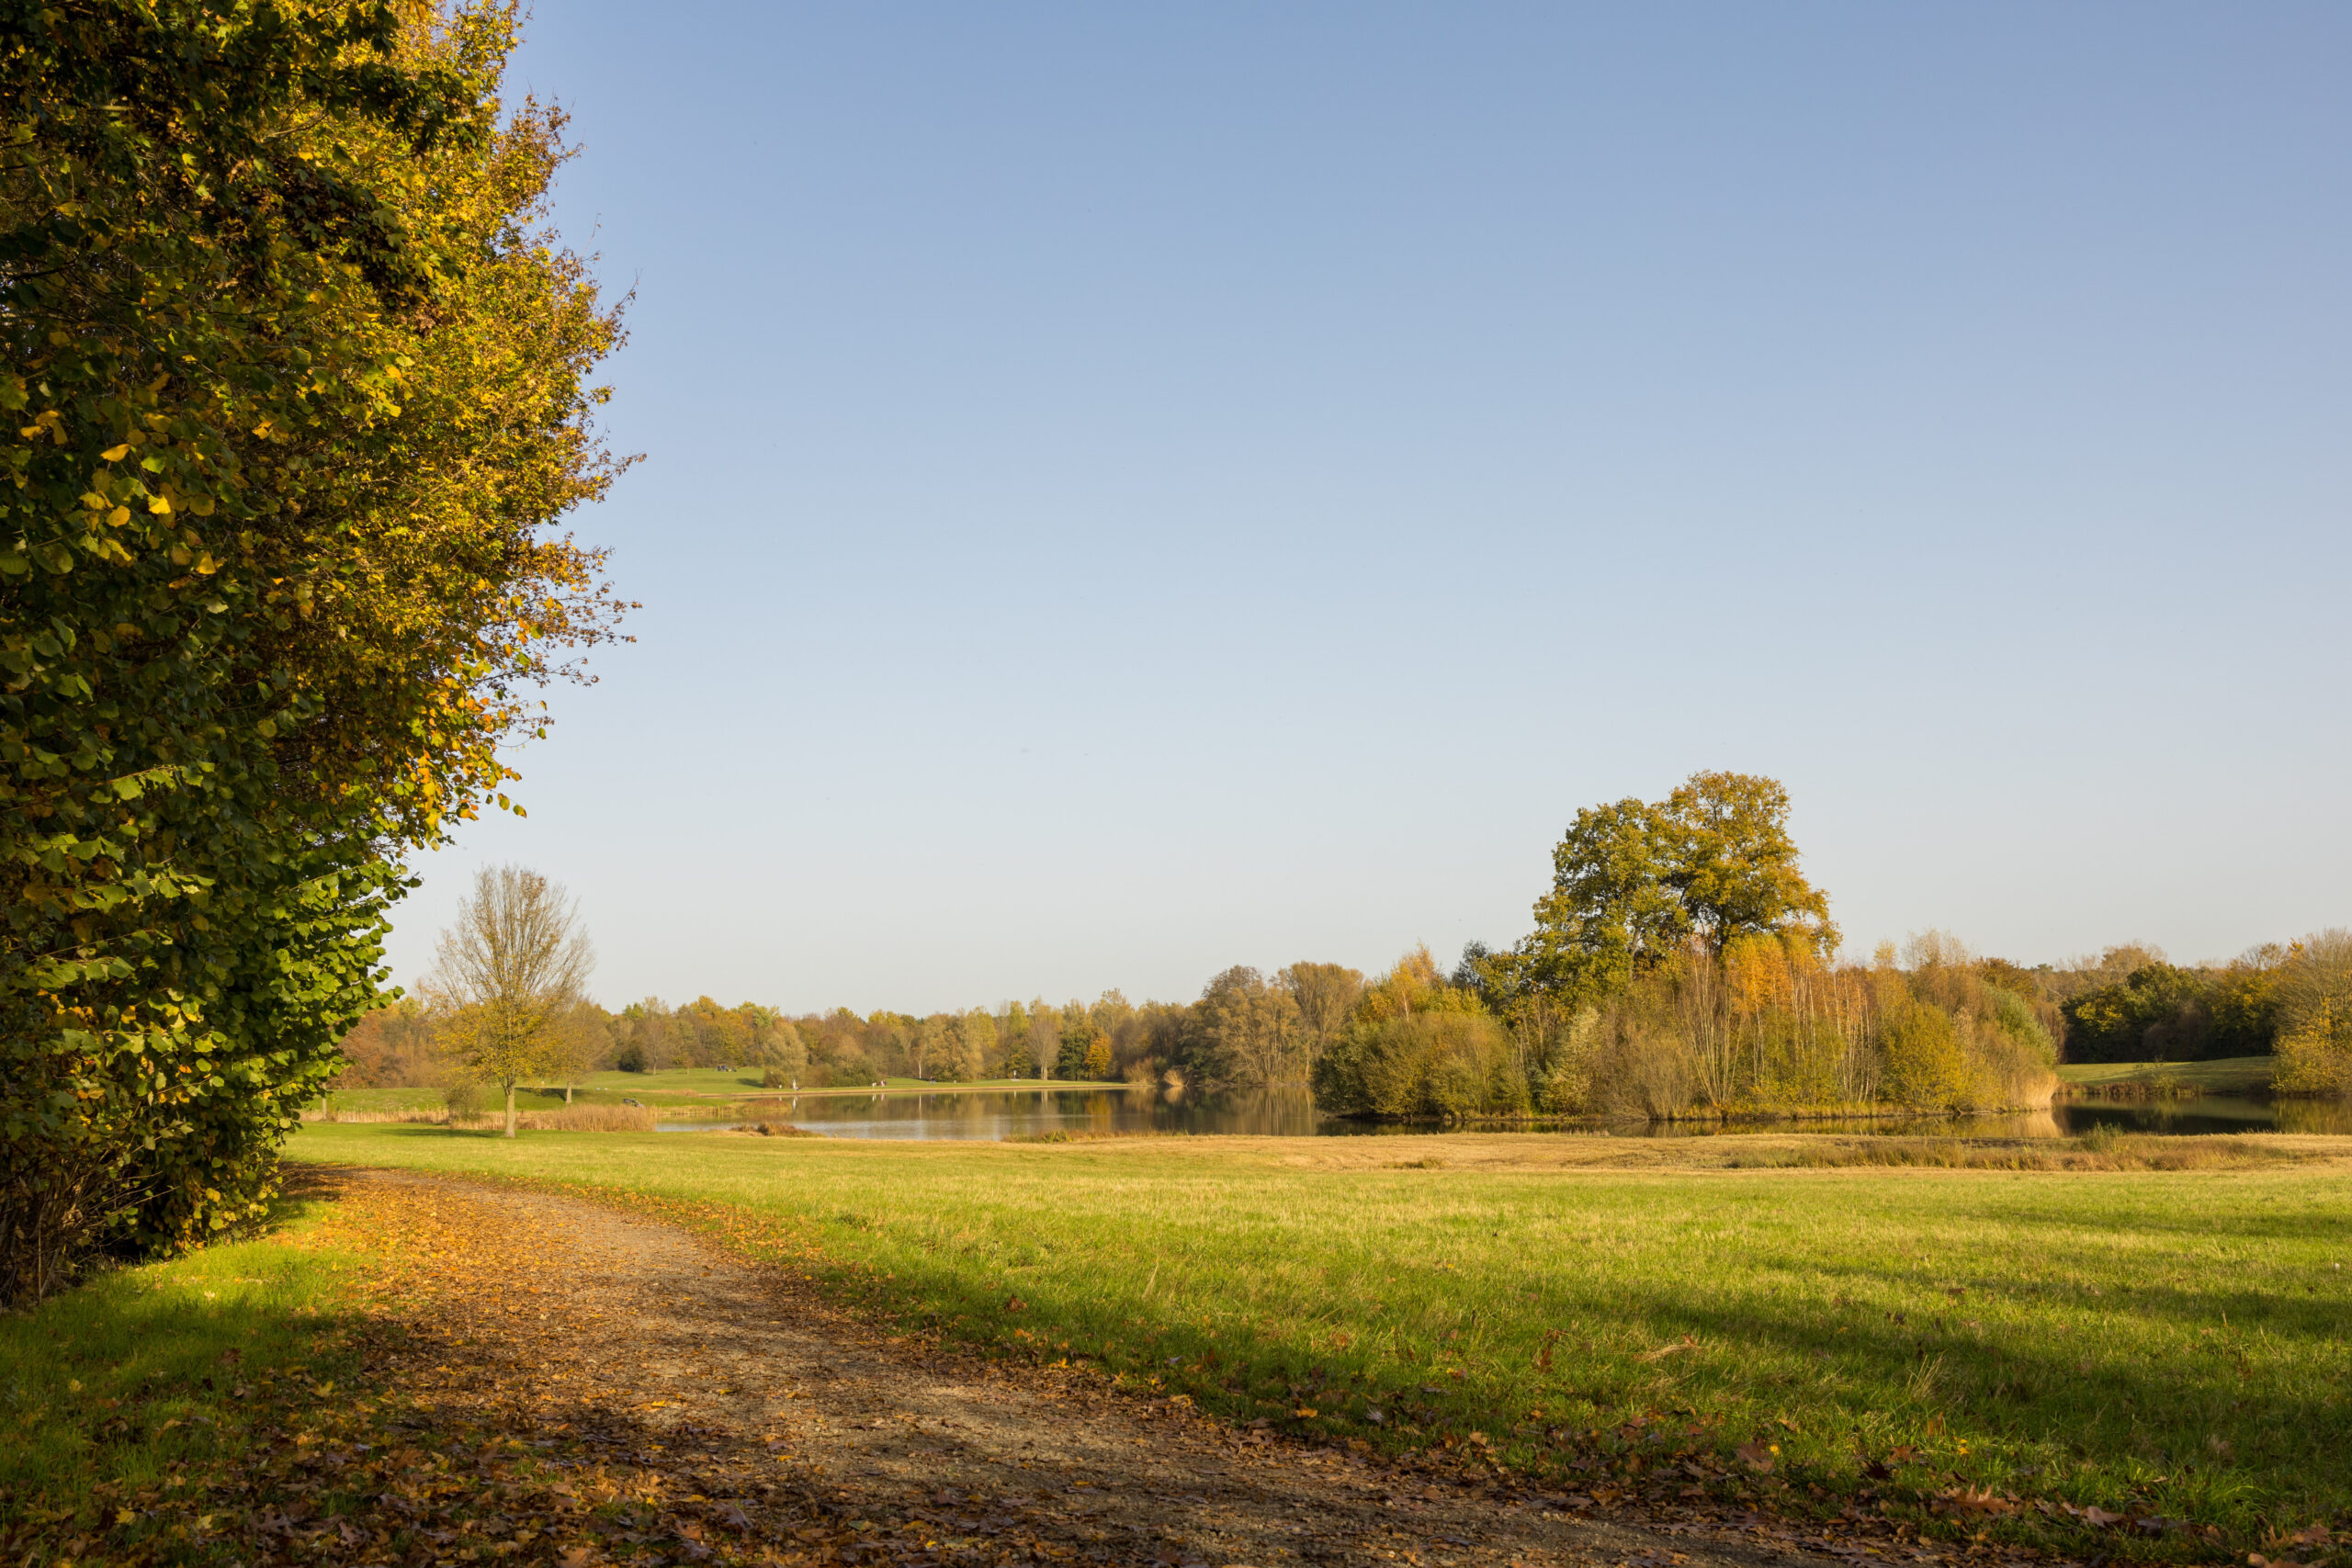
{"left": 107, "top": 506, "right": 129, "bottom": 526}
{"left": 101, "top": 444, "right": 130, "bottom": 461}
{"left": 149, "top": 495, "right": 173, "bottom": 514}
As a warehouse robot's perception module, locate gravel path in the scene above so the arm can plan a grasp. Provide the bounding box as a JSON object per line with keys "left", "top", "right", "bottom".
{"left": 347, "top": 1168, "right": 1857, "bottom": 1568}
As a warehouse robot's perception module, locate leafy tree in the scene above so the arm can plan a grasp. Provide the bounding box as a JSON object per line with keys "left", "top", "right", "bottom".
{"left": 1521, "top": 797, "right": 1688, "bottom": 1002}
{"left": 1054, "top": 1002, "right": 1091, "bottom": 1080}
{"left": 1311, "top": 1012, "right": 1520, "bottom": 1120}
{"left": 997, "top": 1032, "right": 1033, "bottom": 1081}
{"left": 1657, "top": 773, "right": 1836, "bottom": 956}
{"left": 1353, "top": 945, "right": 1480, "bottom": 1024}
{"left": 1878, "top": 999, "right": 1969, "bottom": 1107}
{"left": 913, "top": 1015, "right": 949, "bottom": 1079}
{"left": 957, "top": 1010, "right": 996, "bottom": 1079}
{"left": 2274, "top": 931, "right": 2352, "bottom": 1097}
{"left": 545, "top": 1001, "right": 606, "bottom": 1104}
{"left": 2061, "top": 964, "right": 2215, "bottom": 1064}
{"left": 0, "top": 1, "right": 623, "bottom": 1299}
{"left": 2203, "top": 957, "right": 2283, "bottom": 1058}
{"left": 765, "top": 1019, "right": 808, "bottom": 1080}
{"left": 1189, "top": 965, "right": 1305, "bottom": 1085}
{"left": 1024, "top": 998, "right": 1057, "bottom": 1081}
{"left": 1278, "top": 962, "right": 1363, "bottom": 1056}
{"left": 332, "top": 997, "right": 444, "bottom": 1089}
{"left": 434, "top": 865, "right": 594, "bottom": 1137}
{"left": 1520, "top": 773, "right": 1832, "bottom": 1012}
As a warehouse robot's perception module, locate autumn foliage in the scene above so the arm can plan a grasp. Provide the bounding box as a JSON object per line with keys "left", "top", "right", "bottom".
{"left": 0, "top": 2, "right": 625, "bottom": 1299}
{"left": 1317, "top": 776, "right": 2060, "bottom": 1121}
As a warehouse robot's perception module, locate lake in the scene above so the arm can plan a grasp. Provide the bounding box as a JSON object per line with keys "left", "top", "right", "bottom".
{"left": 656, "top": 1085, "right": 2352, "bottom": 1140}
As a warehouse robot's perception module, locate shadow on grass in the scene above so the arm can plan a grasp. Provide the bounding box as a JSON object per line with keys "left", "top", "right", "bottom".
{"left": 0, "top": 1168, "right": 388, "bottom": 1554}
{"left": 0, "top": 1167, "right": 895, "bottom": 1566}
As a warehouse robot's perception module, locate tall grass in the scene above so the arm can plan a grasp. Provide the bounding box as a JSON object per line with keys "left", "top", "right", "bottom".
{"left": 302, "top": 1104, "right": 656, "bottom": 1132}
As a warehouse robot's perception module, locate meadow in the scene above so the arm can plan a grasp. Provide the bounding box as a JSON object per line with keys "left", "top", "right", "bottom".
{"left": 2056, "top": 1058, "right": 2277, "bottom": 1096}
{"left": 287, "top": 1123, "right": 2352, "bottom": 1554}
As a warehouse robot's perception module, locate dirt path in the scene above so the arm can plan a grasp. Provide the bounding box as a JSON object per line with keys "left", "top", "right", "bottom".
{"left": 316, "top": 1169, "right": 1953, "bottom": 1568}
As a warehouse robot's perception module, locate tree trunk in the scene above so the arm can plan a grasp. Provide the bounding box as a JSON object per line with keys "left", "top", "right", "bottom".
{"left": 565, "top": 1081, "right": 574, "bottom": 1104}
{"left": 504, "top": 1080, "right": 518, "bottom": 1138}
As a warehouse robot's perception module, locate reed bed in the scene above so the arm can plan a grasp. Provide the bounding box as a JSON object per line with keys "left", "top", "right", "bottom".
{"left": 301, "top": 1105, "right": 656, "bottom": 1133}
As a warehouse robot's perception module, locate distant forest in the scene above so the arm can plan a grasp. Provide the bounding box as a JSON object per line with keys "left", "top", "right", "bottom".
{"left": 337, "top": 773, "right": 2352, "bottom": 1110}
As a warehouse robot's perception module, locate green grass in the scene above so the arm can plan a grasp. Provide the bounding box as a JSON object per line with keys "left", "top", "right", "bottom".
{"left": 2058, "top": 1057, "right": 2277, "bottom": 1094}
{"left": 0, "top": 1179, "right": 376, "bottom": 1541}
{"left": 287, "top": 1122, "right": 2352, "bottom": 1552}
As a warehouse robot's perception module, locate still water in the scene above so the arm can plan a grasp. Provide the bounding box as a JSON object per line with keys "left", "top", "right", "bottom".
{"left": 656, "top": 1086, "right": 2352, "bottom": 1141}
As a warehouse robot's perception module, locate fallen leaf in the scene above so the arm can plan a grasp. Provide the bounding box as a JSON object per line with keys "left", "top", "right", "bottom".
{"left": 1635, "top": 1336, "right": 1700, "bottom": 1363}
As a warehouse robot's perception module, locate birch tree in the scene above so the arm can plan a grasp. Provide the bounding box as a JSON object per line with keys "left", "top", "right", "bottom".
{"left": 435, "top": 867, "right": 596, "bottom": 1136}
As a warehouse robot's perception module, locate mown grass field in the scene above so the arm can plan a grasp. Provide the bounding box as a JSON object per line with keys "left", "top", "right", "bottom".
{"left": 2057, "top": 1058, "right": 2277, "bottom": 1095}
{"left": 287, "top": 1123, "right": 2352, "bottom": 1554}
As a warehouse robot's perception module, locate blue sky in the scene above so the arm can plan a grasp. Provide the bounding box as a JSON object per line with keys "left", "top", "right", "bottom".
{"left": 382, "top": 3, "right": 2352, "bottom": 1012}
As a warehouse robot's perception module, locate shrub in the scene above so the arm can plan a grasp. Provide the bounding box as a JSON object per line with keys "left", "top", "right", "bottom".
{"left": 1880, "top": 1001, "right": 1968, "bottom": 1108}
{"left": 0, "top": 1, "right": 626, "bottom": 1303}
{"left": 1312, "top": 1014, "right": 1520, "bottom": 1120}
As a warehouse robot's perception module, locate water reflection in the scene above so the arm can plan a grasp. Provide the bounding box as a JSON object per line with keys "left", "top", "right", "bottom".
{"left": 652, "top": 1086, "right": 2348, "bottom": 1141}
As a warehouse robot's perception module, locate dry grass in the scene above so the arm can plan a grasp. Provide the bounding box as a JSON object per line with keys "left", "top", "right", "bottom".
{"left": 302, "top": 1105, "right": 657, "bottom": 1133}
{"left": 514, "top": 1105, "right": 659, "bottom": 1133}
{"left": 1718, "top": 1132, "right": 2315, "bottom": 1170}
{"left": 1243, "top": 1128, "right": 2352, "bottom": 1174}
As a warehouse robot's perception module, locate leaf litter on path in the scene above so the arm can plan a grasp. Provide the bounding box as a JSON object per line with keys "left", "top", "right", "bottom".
{"left": 6, "top": 1168, "right": 2175, "bottom": 1567}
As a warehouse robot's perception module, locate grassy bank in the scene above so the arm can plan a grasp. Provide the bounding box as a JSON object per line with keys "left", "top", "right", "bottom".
{"left": 2057, "top": 1057, "right": 2276, "bottom": 1096}
{"left": 288, "top": 1123, "right": 2352, "bottom": 1556}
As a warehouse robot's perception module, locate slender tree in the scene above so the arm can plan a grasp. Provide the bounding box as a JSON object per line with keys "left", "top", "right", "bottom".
{"left": 435, "top": 866, "right": 594, "bottom": 1136}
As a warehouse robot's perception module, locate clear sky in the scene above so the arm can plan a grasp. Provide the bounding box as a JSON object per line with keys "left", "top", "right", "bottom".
{"left": 380, "top": 2, "right": 2352, "bottom": 1013}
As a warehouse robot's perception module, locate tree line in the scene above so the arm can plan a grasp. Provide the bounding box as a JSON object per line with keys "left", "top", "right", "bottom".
{"left": 338, "top": 961, "right": 1374, "bottom": 1095}
{"left": 341, "top": 773, "right": 2352, "bottom": 1119}
{"left": 1314, "top": 773, "right": 2350, "bottom": 1118}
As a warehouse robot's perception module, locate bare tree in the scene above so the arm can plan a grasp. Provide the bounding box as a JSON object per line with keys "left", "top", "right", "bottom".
{"left": 435, "top": 865, "right": 596, "bottom": 1136}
